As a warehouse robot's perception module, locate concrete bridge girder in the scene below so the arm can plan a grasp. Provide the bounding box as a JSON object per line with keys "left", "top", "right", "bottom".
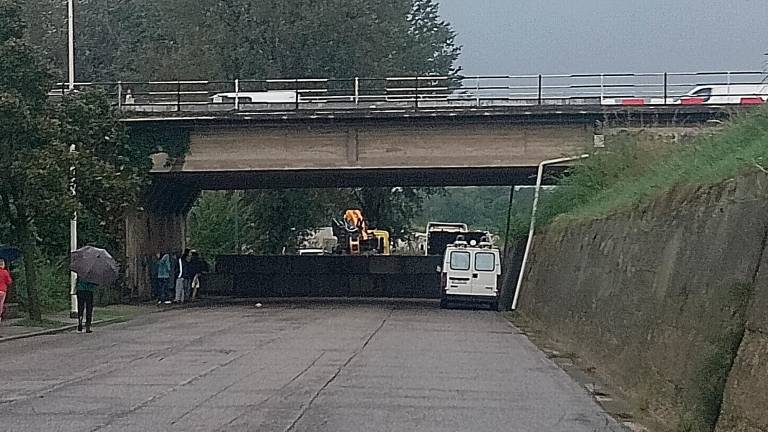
{"left": 123, "top": 110, "right": 723, "bottom": 298}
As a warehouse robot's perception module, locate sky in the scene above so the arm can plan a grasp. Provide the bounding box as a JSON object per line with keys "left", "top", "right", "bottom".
{"left": 436, "top": 0, "right": 768, "bottom": 75}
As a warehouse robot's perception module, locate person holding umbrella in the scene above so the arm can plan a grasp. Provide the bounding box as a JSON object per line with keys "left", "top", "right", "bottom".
{"left": 70, "top": 246, "right": 120, "bottom": 334}
{"left": 75, "top": 277, "right": 97, "bottom": 332}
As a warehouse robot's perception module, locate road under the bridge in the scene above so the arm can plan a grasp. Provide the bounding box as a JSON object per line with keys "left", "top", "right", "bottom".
{"left": 0, "top": 300, "right": 623, "bottom": 432}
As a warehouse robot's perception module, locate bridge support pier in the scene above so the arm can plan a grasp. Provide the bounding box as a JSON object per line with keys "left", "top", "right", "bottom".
{"left": 125, "top": 182, "right": 199, "bottom": 299}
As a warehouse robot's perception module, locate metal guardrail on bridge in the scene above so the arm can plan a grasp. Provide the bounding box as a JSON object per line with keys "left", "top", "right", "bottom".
{"left": 51, "top": 71, "right": 768, "bottom": 115}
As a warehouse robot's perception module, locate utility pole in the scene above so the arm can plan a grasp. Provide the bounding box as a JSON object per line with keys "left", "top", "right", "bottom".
{"left": 68, "top": 0, "right": 78, "bottom": 318}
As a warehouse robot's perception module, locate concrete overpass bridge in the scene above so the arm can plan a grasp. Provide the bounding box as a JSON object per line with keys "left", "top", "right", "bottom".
{"left": 111, "top": 71, "right": 763, "bottom": 296}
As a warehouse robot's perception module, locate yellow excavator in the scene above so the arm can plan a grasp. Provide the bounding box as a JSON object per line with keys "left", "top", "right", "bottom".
{"left": 331, "top": 209, "right": 390, "bottom": 255}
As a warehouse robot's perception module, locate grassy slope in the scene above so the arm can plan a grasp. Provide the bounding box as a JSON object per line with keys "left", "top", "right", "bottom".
{"left": 541, "top": 107, "right": 768, "bottom": 226}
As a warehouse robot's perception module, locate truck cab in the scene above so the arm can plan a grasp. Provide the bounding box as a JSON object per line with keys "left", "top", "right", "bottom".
{"left": 440, "top": 239, "right": 501, "bottom": 310}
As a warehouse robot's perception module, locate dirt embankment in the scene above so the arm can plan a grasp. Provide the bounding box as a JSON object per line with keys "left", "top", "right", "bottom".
{"left": 514, "top": 173, "right": 768, "bottom": 431}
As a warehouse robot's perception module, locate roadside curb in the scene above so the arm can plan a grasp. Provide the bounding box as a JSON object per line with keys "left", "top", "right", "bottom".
{"left": 0, "top": 301, "right": 204, "bottom": 344}
{"left": 0, "top": 317, "right": 123, "bottom": 344}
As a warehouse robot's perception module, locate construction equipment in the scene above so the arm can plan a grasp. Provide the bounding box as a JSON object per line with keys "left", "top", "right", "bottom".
{"left": 332, "top": 209, "right": 390, "bottom": 255}
{"left": 425, "top": 222, "right": 490, "bottom": 256}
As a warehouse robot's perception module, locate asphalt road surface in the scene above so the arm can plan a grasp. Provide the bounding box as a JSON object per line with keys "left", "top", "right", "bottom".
{"left": 0, "top": 300, "right": 623, "bottom": 432}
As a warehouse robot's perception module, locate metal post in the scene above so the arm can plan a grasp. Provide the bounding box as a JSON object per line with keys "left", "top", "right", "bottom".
{"left": 600, "top": 73, "right": 605, "bottom": 100}
{"left": 354, "top": 77, "right": 360, "bottom": 105}
{"left": 511, "top": 154, "right": 590, "bottom": 311}
{"left": 69, "top": 144, "right": 78, "bottom": 318}
{"left": 234, "top": 192, "right": 240, "bottom": 254}
{"left": 295, "top": 79, "right": 300, "bottom": 111}
{"left": 117, "top": 81, "right": 123, "bottom": 110}
{"left": 67, "top": 0, "right": 77, "bottom": 318}
{"left": 537, "top": 74, "right": 543, "bottom": 105}
{"left": 67, "top": 0, "right": 75, "bottom": 91}
{"left": 501, "top": 185, "right": 515, "bottom": 267}
{"left": 176, "top": 81, "right": 181, "bottom": 112}
{"left": 475, "top": 76, "right": 480, "bottom": 106}
{"left": 663, "top": 72, "right": 668, "bottom": 104}
{"left": 234, "top": 79, "right": 240, "bottom": 111}
{"left": 414, "top": 77, "right": 419, "bottom": 110}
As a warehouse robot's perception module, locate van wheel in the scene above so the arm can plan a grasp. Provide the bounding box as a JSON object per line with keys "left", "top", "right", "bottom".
{"left": 440, "top": 298, "right": 448, "bottom": 309}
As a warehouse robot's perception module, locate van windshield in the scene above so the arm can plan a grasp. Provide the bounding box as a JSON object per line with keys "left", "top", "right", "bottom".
{"left": 680, "top": 87, "right": 712, "bottom": 101}
{"left": 450, "top": 251, "right": 471, "bottom": 271}
{"left": 475, "top": 252, "right": 496, "bottom": 271}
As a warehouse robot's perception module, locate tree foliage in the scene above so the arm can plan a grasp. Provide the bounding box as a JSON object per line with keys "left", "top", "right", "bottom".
{"left": 0, "top": 1, "right": 152, "bottom": 318}
{"left": 22, "top": 0, "right": 460, "bottom": 82}
{"left": 13, "top": 0, "right": 462, "bottom": 271}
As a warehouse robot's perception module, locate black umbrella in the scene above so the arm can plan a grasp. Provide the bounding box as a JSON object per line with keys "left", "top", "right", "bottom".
{"left": 0, "top": 245, "right": 22, "bottom": 263}
{"left": 70, "top": 246, "right": 120, "bottom": 286}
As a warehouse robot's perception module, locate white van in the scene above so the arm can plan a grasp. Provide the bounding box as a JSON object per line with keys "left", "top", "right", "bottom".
{"left": 601, "top": 83, "right": 768, "bottom": 106}
{"left": 440, "top": 240, "right": 501, "bottom": 310}
{"left": 210, "top": 90, "right": 301, "bottom": 104}
{"left": 676, "top": 84, "right": 768, "bottom": 105}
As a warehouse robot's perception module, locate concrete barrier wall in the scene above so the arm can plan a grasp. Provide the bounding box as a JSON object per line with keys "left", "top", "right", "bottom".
{"left": 513, "top": 174, "right": 768, "bottom": 431}
{"left": 208, "top": 255, "right": 442, "bottom": 299}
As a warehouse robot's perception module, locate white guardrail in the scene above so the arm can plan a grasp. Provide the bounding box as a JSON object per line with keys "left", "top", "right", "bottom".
{"left": 50, "top": 71, "right": 768, "bottom": 113}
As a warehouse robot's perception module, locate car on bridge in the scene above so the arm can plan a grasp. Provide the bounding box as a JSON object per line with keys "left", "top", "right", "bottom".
{"left": 210, "top": 90, "right": 304, "bottom": 105}
{"left": 675, "top": 84, "right": 768, "bottom": 105}
{"left": 602, "top": 83, "right": 768, "bottom": 106}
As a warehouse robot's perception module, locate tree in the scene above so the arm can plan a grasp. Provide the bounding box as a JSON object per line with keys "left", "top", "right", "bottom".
{"left": 21, "top": 0, "right": 460, "bottom": 82}
{"left": 1, "top": 0, "right": 62, "bottom": 320}
{"left": 351, "top": 187, "right": 443, "bottom": 240}
{"left": 0, "top": 1, "right": 152, "bottom": 318}
{"left": 188, "top": 192, "right": 258, "bottom": 258}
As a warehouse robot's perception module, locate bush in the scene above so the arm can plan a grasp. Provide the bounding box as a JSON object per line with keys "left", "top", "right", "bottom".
{"left": 12, "top": 259, "right": 70, "bottom": 313}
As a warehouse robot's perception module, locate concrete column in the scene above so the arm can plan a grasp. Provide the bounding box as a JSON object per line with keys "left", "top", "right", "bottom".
{"left": 124, "top": 209, "right": 186, "bottom": 299}
{"left": 124, "top": 181, "right": 199, "bottom": 300}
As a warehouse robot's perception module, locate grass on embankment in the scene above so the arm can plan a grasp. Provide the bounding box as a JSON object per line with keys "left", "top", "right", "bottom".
{"left": 538, "top": 107, "right": 768, "bottom": 225}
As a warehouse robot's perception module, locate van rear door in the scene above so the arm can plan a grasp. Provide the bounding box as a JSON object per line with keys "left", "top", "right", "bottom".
{"left": 446, "top": 249, "right": 472, "bottom": 295}
{"left": 472, "top": 251, "right": 499, "bottom": 296}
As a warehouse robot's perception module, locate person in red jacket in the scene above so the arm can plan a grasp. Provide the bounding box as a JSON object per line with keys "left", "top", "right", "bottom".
{"left": 0, "top": 258, "right": 13, "bottom": 323}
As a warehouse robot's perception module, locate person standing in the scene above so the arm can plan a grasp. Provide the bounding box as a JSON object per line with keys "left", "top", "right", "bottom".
{"left": 157, "top": 253, "right": 172, "bottom": 304}
{"left": 174, "top": 249, "right": 191, "bottom": 303}
{"left": 0, "top": 259, "right": 13, "bottom": 323}
{"left": 150, "top": 253, "right": 161, "bottom": 304}
{"left": 76, "top": 277, "right": 97, "bottom": 333}
{"left": 189, "top": 250, "right": 209, "bottom": 300}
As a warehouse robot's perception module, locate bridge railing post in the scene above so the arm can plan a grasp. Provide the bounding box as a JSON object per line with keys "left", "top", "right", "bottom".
{"left": 176, "top": 81, "right": 181, "bottom": 112}
{"left": 354, "top": 77, "right": 359, "bottom": 106}
{"left": 295, "top": 78, "right": 300, "bottom": 111}
{"left": 117, "top": 81, "right": 123, "bottom": 110}
{"left": 235, "top": 79, "right": 240, "bottom": 111}
{"left": 475, "top": 76, "right": 480, "bottom": 106}
{"left": 663, "top": 72, "right": 668, "bottom": 104}
{"left": 537, "top": 74, "right": 543, "bottom": 105}
{"left": 414, "top": 76, "right": 419, "bottom": 110}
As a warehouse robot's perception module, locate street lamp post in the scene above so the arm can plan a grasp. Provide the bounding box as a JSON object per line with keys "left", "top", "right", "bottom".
{"left": 68, "top": 0, "right": 78, "bottom": 318}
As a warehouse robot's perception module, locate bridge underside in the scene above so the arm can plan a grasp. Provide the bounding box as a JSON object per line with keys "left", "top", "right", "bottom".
{"left": 152, "top": 166, "right": 565, "bottom": 189}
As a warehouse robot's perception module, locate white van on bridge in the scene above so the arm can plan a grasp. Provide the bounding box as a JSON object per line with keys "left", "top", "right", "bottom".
{"left": 603, "top": 83, "right": 768, "bottom": 106}
{"left": 210, "top": 90, "right": 303, "bottom": 104}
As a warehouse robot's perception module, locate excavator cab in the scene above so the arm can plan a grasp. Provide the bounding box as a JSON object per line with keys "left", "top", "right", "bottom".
{"left": 332, "top": 209, "right": 390, "bottom": 255}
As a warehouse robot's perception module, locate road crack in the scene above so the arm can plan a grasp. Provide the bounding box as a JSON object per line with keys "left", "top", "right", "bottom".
{"left": 283, "top": 308, "right": 393, "bottom": 432}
